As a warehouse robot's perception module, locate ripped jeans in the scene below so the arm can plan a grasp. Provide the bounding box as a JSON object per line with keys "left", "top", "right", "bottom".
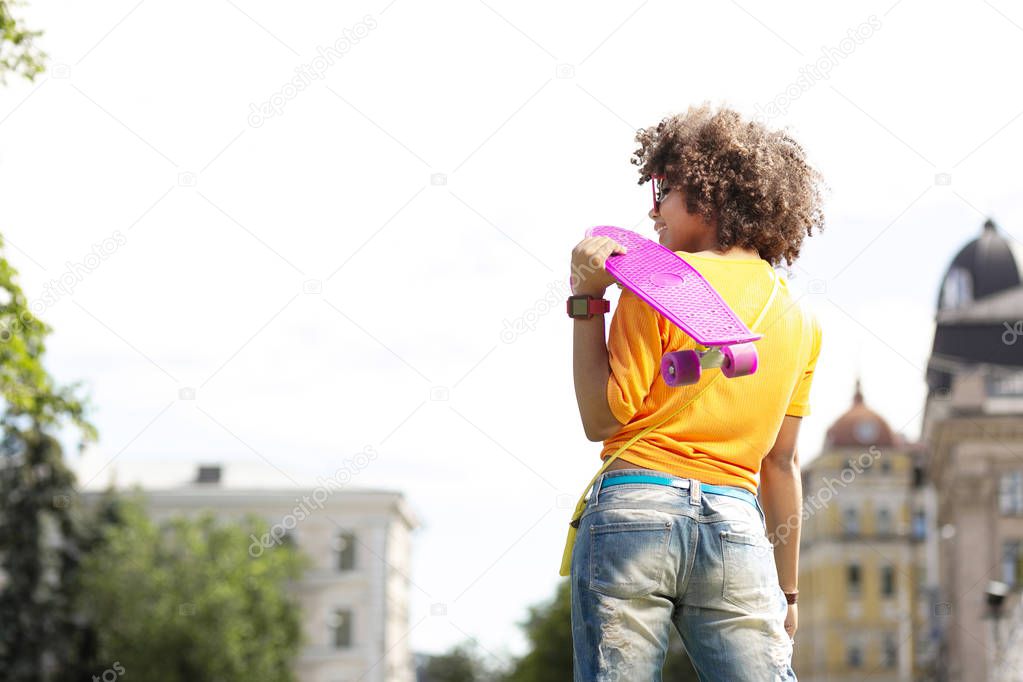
{"left": 570, "top": 468, "right": 796, "bottom": 681}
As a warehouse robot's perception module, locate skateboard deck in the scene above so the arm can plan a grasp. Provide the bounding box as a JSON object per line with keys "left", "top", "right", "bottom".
{"left": 585, "top": 225, "right": 763, "bottom": 385}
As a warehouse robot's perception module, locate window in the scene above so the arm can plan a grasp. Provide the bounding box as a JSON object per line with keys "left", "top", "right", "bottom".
{"left": 912, "top": 510, "right": 926, "bottom": 540}
{"left": 844, "top": 508, "right": 860, "bottom": 536}
{"left": 328, "top": 608, "right": 353, "bottom": 649}
{"left": 912, "top": 464, "right": 925, "bottom": 487}
{"left": 941, "top": 266, "right": 973, "bottom": 310}
{"left": 881, "top": 565, "right": 896, "bottom": 597}
{"left": 854, "top": 421, "right": 880, "bottom": 444}
{"left": 988, "top": 371, "right": 1023, "bottom": 397}
{"left": 1000, "top": 472, "right": 1023, "bottom": 515}
{"left": 883, "top": 632, "right": 897, "bottom": 668}
{"left": 848, "top": 563, "right": 861, "bottom": 597}
{"left": 1002, "top": 541, "right": 1023, "bottom": 587}
{"left": 847, "top": 642, "right": 862, "bottom": 668}
{"left": 333, "top": 531, "right": 356, "bottom": 571}
{"left": 877, "top": 508, "right": 892, "bottom": 535}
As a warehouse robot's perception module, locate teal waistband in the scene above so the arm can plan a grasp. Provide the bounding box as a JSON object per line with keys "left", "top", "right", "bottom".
{"left": 599, "top": 474, "right": 757, "bottom": 507}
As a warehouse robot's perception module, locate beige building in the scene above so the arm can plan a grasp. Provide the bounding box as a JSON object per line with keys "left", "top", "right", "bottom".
{"left": 794, "top": 381, "right": 936, "bottom": 681}
{"left": 922, "top": 219, "right": 1023, "bottom": 682}
{"left": 83, "top": 464, "right": 419, "bottom": 682}
{"left": 797, "top": 219, "right": 1023, "bottom": 681}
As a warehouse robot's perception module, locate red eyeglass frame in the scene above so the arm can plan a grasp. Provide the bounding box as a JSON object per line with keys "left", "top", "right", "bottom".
{"left": 651, "top": 173, "right": 669, "bottom": 212}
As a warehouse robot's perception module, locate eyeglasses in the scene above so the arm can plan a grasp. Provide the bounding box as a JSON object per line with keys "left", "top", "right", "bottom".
{"left": 651, "top": 173, "right": 671, "bottom": 212}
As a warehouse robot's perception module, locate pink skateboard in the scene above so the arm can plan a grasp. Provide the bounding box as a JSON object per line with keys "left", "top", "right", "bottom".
{"left": 586, "top": 225, "right": 762, "bottom": 386}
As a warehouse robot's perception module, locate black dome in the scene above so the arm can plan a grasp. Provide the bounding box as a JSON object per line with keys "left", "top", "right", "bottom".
{"left": 937, "top": 219, "right": 1023, "bottom": 311}
{"left": 927, "top": 218, "right": 1023, "bottom": 394}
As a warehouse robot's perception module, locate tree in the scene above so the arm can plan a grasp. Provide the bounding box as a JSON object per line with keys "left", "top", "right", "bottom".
{"left": 0, "top": 0, "right": 47, "bottom": 84}
{"left": 1, "top": 4, "right": 85, "bottom": 677}
{"left": 0, "top": 229, "right": 100, "bottom": 682}
{"left": 501, "top": 579, "right": 700, "bottom": 681}
{"left": 502, "top": 581, "right": 573, "bottom": 682}
{"left": 420, "top": 640, "right": 497, "bottom": 682}
{"left": 77, "top": 494, "right": 309, "bottom": 681}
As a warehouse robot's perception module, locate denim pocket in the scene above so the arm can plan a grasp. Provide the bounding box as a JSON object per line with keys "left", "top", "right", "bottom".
{"left": 720, "top": 529, "right": 777, "bottom": 612}
{"left": 588, "top": 520, "right": 672, "bottom": 598}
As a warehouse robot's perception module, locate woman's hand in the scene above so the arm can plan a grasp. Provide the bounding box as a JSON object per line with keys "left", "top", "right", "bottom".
{"left": 785, "top": 603, "right": 798, "bottom": 641}
{"left": 570, "top": 237, "right": 628, "bottom": 296}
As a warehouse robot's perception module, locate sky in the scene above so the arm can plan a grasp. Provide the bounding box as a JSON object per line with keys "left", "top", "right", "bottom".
{"left": 2, "top": 0, "right": 1023, "bottom": 667}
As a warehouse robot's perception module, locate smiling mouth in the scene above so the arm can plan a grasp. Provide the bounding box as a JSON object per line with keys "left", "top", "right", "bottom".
{"left": 655, "top": 225, "right": 667, "bottom": 235}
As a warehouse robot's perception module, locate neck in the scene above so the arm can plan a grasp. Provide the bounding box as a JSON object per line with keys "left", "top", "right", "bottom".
{"left": 698, "top": 246, "right": 761, "bottom": 259}
{"left": 686, "top": 225, "right": 760, "bottom": 260}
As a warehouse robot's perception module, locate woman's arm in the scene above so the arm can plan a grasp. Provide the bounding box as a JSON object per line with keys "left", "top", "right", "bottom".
{"left": 573, "top": 312, "right": 623, "bottom": 442}
{"left": 760, "top": 415, "right": 803, "bottom": 592}
{"left": 570, "top": 236, "right": 629, "bottom": 442}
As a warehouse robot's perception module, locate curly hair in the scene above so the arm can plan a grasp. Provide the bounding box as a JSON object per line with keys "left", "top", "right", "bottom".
{"left": 630, "top": 102, "right": 828, "bottom": 268}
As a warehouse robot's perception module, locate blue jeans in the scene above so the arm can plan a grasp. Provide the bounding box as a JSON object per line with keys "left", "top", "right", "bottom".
{"left": 570, "top": 468, "right": 796, "bottom": 681}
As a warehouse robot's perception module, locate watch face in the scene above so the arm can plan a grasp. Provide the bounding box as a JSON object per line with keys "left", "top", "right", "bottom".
{"left": 571, "top": 298, "right": 590, "bottom": 316}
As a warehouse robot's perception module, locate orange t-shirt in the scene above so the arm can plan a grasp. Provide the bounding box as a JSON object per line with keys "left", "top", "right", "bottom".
{"left": 601, "top": 251, "right": 822, "bottom": 494}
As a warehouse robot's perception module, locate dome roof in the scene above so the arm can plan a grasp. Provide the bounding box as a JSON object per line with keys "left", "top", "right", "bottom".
{"left": 927, "top": 218, "right": 1023, "bottom": 394}
{"left": 937, "top": 218, "right": 1023, "bottom": 311}
{"left": 825, "top": 379, "right": 898, "bottom": 448}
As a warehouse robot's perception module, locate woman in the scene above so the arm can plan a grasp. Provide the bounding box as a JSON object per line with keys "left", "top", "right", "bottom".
{"left": 567, "top": 101, "right": 827, "bottom": 680}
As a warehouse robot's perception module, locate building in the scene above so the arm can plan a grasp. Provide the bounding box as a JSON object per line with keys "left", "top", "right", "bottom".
{"left": 794, "top": 380, "right": 935, "bottom": 681}
{"left": 922, "top": 218, "right": 1023, "bottom": 681}
{"left": 82, "top": 464, "right": 419, "bottom": 682}
{"left": 793, "top": 217, "right": 1023, "bottom": 681}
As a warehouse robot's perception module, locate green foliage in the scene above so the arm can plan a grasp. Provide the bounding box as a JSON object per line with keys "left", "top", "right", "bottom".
{"left": 0, "top": 225, "right": 100, "bottom": 681}
{"left": 0, "top": 0, "right": 47, "bottom": 84}
{"left": 0, "top": 234, "right": 97, "bottom": 441}
{"left": 0, "top": 224, "right": 311, "bottom": 680}
{"left": 1, "top": 6, "right": 102, "bottom": 674}
{"left": 0, "top": 428, "right": 99, "bottom": 680}
{"left": 421, "top": 640, "right": 495, "bottom": 682}
{"left": 502, "top": 581, "right": 573, "bottom": 682}
{"left": 1, "top": 8, "right": 304, "bottom": 679}
{"left": 77, "top": 494, "right": 310, "bottom": 682}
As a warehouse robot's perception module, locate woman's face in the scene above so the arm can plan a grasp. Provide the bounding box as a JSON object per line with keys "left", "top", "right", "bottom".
{"left": 648, "top": 183, "right": 715, "bottom": 253}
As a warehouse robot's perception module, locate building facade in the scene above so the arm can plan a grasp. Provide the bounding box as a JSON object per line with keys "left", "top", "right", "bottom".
{"left": 793, "top": 382, "right": 936, "bottom": 681}
{"left": 922, "top": 219, "right": 1023, "bottom": 682}
{"left": 796, "top": 218, "right": 1023, "bottom": 681}
{"left": 83, "top": 465, "right": 419, "bottom": 682}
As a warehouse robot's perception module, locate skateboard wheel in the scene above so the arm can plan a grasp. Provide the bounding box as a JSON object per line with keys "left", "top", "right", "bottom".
{"left": 661, "top": 350, "right": 701, "bottom": 386}
{"left": 720, "top": 343, "right": 758, "bottom": 378}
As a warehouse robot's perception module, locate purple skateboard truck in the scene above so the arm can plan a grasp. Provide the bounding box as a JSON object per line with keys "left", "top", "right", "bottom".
{"left": 586, "top": 225, "right": 762, "bottom": 386}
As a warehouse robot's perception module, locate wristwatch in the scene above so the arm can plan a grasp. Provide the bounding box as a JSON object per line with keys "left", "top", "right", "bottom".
{"left": 566, "top": 294, "right": 610, "bottom": 319}
{"left": 784, "top": 590, "right": 798, "bottom": 605}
